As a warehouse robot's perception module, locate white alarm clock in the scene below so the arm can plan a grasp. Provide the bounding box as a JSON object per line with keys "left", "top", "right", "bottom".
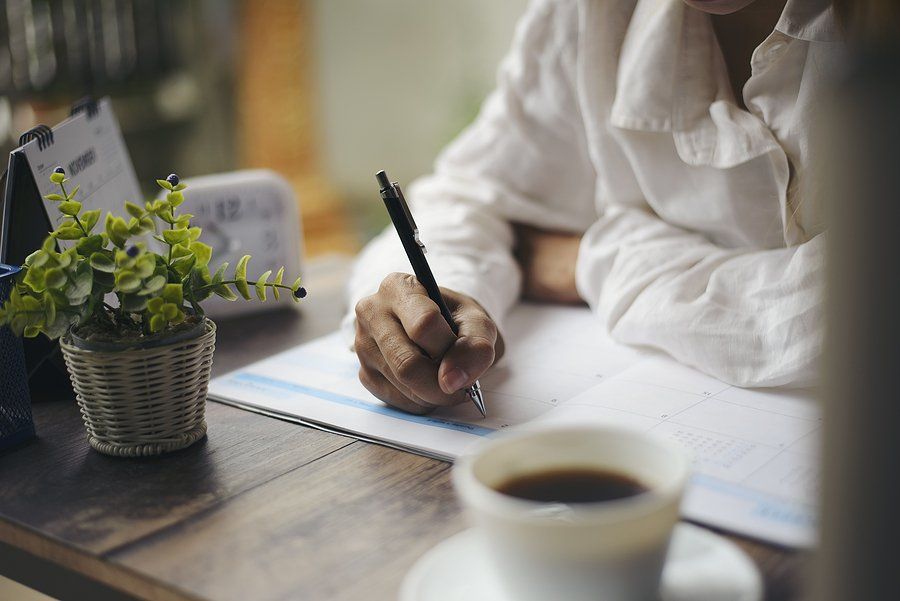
{"left": 166, "top": 169, "right": 304, "bottom": 318}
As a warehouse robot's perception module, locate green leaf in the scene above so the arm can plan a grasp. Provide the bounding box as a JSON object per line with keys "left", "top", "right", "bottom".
{"left": 291, "top": 276, "right": 303, "bottom": 292}
{"left": 149, "top": 314, "right": 166, "bottom": 333}
{"left": 66, "top": 266, "right": 93, "bottom": 304}
{"left": 44, "top": 193, "right": 65, "bottom": 201}
{"left": 92, "top": 270, "right": 115, "bottom": 289}
{"left": 46, "top": 287, "right": 67, "bottom": 305}
{"left": 142, "top": 274, "right": 166, "bottom": 294}
{"left": 127, "top": 217, "right": 144, "bottom": 235}
{"left": 189, "top": 241, "right": 212, "bottom": 268}
{"left": 234, "top": 255, "right": 251, "bottom": 300}
{"left": 171, "top": 254, "right": 197, "bottom": 278}
{"left": 58, "top": 201, "right": 82, "bottom": 216}
{"left": 166, "top": 191, "right": 184, "bottom": 207}
{"left": 124, "top": 202, "right": 145, "bottom": 218}
{"left": 23, "top": 268, "right": 46, "bottom": 292}
{"left": 170, "top": 242, "right": 192, "bottom": 259}
{"left": 188, "top": 226, "right": 202, "bottom": 242}
{"left": 20, "top": 296, "right": 41, "bottom": 312}
{"left": 54, "top": 226, "right": 83, "bottom": 240}
{"left": 43, "top": 312, "right": 71, "bottom": 339}
{"left": 157, "top": 178, "right": 174, "bottom": 191}
{"left": 90, "top": 252, "right": 115, "bottom": 272}
{"left": 81, "top": 209, "right": 101, "bottom": 232}
{"left": 139, "top": 216, "right": 155, "bottom": 232}
{"left": 147, "top": 297, "right": 165, "bottom": 313}
{"left": 105, "top": 213, "right": 128, "bottom": 247}
{"left": 162, "top": 229, "right": 190, "bottom": 245}
{"left": 161, "top": 283, "right": 183, "bottom": 305}
{"left": 23, "top": 325, "right": 41, "bottom": 338}
{"left": 135, "top": 256, "right": 155, "bottom": 278}
{"left": 212, "top": 262, "right": 228, "bottom": 284}
{"left": 255, "top": 270, "right": 272, "bottom": 301}
{"left": 272, "top": 266, "right": 284, "bottom": 300}
{"left": 25, "top": 250, "right": 49, "bottom": 268}
{"left": 43, "top": 293, "right": 56, "bottom": 325}
{"left": 173, "top": 183, "right": 187, "bottom": 191}
{"left": 213, "top": 284, "right": 238, "bottom": 301}
{"left": 121, "top": 294, "right": 148, "bottom": 312}
{"left": 76, "top": 234, "right": 104, "bottom": 255}
{"left": 115, "top": 272, "right": 142, "bottom": 293}
{"left": 44, "top": 268, "right": 66, "bottom": 289}
{"left": 57, "top": 248, "right": 76, "bottom": 268}
{"left": 67, "top": 185, "right": 80, "bottom": 200}
{"left": 189, "top": 267, "right": 213, "bottom": 302}
{"left": 161, "top": 303, "right": 180, "bottom": 320}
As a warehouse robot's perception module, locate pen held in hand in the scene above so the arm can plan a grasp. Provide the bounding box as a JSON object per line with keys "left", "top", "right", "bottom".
{"left": 376, "top": 169, "right": 487, "bottom": 418}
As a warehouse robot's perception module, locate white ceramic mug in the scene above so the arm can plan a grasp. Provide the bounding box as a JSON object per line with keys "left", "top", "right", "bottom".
{"left": 453, "top": 425, "right": 691, "bottom": 601}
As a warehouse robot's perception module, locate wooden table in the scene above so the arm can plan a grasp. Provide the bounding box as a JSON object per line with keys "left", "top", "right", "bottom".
{"left": 0, "top": 257, "right": 806, "bottom": 601}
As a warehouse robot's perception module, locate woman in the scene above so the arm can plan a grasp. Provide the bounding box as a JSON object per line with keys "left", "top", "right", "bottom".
{"left": 346, "top": 0, "right": 848, "bottom": 415}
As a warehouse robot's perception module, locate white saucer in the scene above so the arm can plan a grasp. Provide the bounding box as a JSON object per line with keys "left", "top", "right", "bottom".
{"left": 400, "top": 523, "right": 762, "bottom": 601}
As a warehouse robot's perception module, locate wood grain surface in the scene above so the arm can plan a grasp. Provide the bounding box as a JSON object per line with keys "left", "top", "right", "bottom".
{"left": 0, "top": 256, "right": 806, "bottom": 600}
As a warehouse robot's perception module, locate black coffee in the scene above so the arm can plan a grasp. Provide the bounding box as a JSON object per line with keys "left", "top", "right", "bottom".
{"left": 496, "top": 468, "right": 648, "bottom": 503}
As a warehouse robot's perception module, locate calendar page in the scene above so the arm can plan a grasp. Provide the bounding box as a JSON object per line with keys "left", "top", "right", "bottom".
{"left": 20, "top": 98, "right": 142, "bottom": 236}
{"left": 209, "top": 304, "right": 819, "bottom": 548}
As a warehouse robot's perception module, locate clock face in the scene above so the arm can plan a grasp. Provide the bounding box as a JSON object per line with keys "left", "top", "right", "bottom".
{"left": 194, "top": 194, "right": 289, "bottom": 270}
{"left": 176, "top": 172, "right": 303, "bottom": 317}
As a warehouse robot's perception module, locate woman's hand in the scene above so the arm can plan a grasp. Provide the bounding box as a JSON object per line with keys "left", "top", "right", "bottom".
{"left": 354, "top": 273, "right": 504, "bottom": 414}
{"left": 514, "top": 224, "right": 584, "bottom": 304}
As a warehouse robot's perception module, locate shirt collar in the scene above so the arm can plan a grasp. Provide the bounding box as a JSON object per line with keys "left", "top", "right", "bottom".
{"left": 776, "top": 0, "right": 840, "bottom": 42}
{"left": 608, "top": 0, "right": 837, "bottom": 168}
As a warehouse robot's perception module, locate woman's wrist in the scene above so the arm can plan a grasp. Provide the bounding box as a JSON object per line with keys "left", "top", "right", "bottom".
{"left": 513, "top": 224, "right": 584, "bottom": 305}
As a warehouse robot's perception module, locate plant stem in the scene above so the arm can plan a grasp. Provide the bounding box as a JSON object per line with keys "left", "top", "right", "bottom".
{"left": 193, "top": 280, "right": 295, "bottom": 294}
{"left": 59, "top": 181, "right": 89, "bottom": 236}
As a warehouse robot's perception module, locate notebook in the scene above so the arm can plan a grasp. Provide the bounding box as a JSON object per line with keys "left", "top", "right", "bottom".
{"left": 209, "top": 303, "right": 819, "bottom": 548}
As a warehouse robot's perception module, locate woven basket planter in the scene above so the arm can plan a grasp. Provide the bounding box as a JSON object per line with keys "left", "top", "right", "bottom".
{"left": 59, "top": 319, "right": 216, "bottom": 457}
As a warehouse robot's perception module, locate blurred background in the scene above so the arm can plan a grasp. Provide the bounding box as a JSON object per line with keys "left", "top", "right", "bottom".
{"left": 1, "top": 2, "right": 527, "bottom": 597}
{"left": 0, "top": 0, "right": 529, "bottom": 256}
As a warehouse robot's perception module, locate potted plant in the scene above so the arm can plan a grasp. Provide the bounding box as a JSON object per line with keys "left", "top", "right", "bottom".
{"left": 0, "top": 169, "right": 306, "bottom": 457}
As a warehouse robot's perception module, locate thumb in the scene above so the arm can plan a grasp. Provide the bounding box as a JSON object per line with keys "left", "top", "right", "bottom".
{"left": 438, "top": 307, "right": 498, "bottom": 394}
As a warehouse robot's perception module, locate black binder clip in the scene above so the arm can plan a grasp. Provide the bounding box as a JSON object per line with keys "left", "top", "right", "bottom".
{"left": 69, "top": 96, "right": 99, "bottom": 119}
{"left": 17, "top": 125, "right": 55, "bottom": 151}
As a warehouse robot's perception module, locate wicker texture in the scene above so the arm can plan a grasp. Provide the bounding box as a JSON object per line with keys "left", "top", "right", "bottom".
{"left": 60, "top": 320, "right": 216, "bottom": 457}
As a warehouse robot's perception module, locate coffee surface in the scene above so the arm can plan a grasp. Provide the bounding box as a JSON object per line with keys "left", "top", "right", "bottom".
{"left": 496, "top": 468, "right": 648, "bottom": 503}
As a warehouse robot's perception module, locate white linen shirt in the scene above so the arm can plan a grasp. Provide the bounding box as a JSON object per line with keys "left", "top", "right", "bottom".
{"left": 345, "top": 0, "right": 839, "bottom": 388}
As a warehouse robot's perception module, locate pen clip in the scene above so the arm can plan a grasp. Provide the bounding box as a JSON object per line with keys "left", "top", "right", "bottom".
{"left": 393, "top": 181, "right": 426, "bottom": 253}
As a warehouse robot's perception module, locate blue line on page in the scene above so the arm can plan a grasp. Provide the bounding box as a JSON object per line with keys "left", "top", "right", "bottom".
{"left": 691, "top": 473, "right": 815, "bottom": 528}
{"left": 227, "top": 372, "right": 496, "bottom": 437}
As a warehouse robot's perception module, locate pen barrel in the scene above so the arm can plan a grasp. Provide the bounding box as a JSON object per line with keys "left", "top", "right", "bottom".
{"left": 381, "top": 196, "right": 457, "bottom": 331}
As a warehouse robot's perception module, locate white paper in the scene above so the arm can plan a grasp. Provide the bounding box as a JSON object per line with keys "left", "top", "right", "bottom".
{"left": 209, "top": 304, "right": 819, "bottom": 547}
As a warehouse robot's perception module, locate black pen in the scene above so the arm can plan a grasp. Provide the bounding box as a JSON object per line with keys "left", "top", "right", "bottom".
{"left": 376, "top": 170, "right": 486, "bottom": 417}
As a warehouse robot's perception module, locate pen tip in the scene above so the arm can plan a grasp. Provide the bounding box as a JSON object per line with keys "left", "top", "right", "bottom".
{"left": 375, "top": 170, "right": 390, "bottom": 189}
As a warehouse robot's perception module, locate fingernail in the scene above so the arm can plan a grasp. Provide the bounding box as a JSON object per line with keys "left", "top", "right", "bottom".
{"left": 442, "top": 367, "right": 468, "bottom": 393}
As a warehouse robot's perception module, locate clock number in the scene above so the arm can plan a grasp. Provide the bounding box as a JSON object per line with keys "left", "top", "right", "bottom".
{"left": 264, "top": 230, "right": 279, "bottom": 251}
{"left": 215, "top": 197, "right": 242, "bottom": 222}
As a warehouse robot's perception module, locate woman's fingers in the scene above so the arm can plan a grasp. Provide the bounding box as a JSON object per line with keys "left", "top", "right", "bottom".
{"left": 353, "top": 273, "right": 502, "bottom": 413}
{"left": 438, "top": 291, "right": 501, "bottom": 394}
{"left": 357, "top": 364, "right": 433, "bottom": 415}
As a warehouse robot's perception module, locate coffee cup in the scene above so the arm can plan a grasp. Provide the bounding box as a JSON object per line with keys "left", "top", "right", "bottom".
{"left": 453, "top": 425, "right": 690, "bottom": 601}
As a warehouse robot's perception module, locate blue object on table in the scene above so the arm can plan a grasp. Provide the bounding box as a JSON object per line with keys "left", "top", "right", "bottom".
{"left": 0, "top": 264, "right": 35, "bottom": 451}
